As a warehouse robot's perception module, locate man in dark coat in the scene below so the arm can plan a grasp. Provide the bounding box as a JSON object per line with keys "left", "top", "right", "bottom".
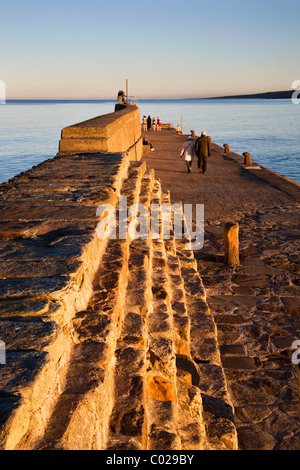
{"left": 147, "top": 116, "right": 152, "bottom": 131}
{"left": 195, "top": 131, "right": 211, "bottom": 174}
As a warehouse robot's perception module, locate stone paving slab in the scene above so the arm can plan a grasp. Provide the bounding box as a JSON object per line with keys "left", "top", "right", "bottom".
{"left": 0, "top": 299, "right": 60, "bottom": 321}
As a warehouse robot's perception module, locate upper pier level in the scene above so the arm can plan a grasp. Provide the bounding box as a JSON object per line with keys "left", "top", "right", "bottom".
{"left": 58, "top": 103, "right": 142, "bottom": 161}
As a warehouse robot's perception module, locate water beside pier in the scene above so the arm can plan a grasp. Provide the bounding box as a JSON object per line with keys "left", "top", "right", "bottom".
{"left": 0, "top": 99, "right": 299, "bottom": 184}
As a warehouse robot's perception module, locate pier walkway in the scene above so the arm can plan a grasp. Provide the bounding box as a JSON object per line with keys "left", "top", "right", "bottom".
{"left": 142, "top": 128, "right": 299, "bottom": 223}
{"left": 143, "top": 127, "right": 300, "bottom": 450}
{"left": 0, "top": 104, "right": 299, "bottom": 451}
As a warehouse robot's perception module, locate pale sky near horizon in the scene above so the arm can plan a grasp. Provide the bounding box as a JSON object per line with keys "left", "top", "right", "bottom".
{"left": 1, "top": 0, "right": 300, "bottom": 99}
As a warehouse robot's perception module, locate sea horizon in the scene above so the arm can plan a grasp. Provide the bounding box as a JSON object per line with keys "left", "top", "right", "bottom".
{"left": 0, "top": 98, "right": 299, "bottom": 185}
{"left": 4, "top": 97, "right": 294, "bottom": 102}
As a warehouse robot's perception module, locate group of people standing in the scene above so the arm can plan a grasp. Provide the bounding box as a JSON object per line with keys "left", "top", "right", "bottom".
{"left": 180, "top": 131, "right": 211, "bottom": 174}
{"left": 142, "top": 116, "right": 162, "bottom": 132}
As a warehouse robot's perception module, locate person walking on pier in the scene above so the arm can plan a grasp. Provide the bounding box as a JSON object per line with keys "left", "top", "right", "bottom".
{"left": 195, "top": 131, "right": 211, "bottom": 174}
{"left": 147, "top": 115, "right": 152, "bottom": 131}
{"left": 142, "top": 116, "right": 147, "bottom": 131}
{"left": 180, "top": 135, "right": 195, "bottom": 173}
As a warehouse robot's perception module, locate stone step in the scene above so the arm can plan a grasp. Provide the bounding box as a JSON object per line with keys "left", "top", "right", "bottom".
{"left": 152, "top": 190, "right": 237, "bottom": 450}
{"left": 59, "top": 138, "right": 109, "bottom": 155}
{"left": 157, "top": 193, "right": 206, "bottom": 450}
{"left": 30, "top": 162, "right": 147, "bottom": 450}
{"left": 138, "top": 185, "right": 183, "bottom": 450}
{"left": 171, "top": 196, "right": 238, "bottom": 450}
{"left": 106, "top": 172, "right": 155, "bottom": 449}
{"left": 107, "top": 176, "right": 185, "bottom": 451}
{"left": 146, "top": 236, "right": 180, "bottom": 451}
{"left": 139, "top": 183, "right": 180, "bottom": 450}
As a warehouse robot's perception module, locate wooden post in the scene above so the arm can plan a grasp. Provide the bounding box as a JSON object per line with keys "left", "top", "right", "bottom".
{"left": 243, "top": 152, "right": 252, "bottom": 165}
{"left": 224, "top": 222, "right": 239, "bottom": 266}
{"left": 223, "top": 144, "right": 230, "bottom": 153}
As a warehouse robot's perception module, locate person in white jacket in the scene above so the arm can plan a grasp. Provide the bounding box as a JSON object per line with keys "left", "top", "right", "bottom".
{"left": 180, "top": 136, "right": 195, "bottom": 173}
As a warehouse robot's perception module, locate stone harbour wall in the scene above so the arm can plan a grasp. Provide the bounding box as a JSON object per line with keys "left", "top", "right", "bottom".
{"left": 58, "top": 103, "right": 143, "bottom": 161}
{"left": 0, "top": 105, "right": 237, "bottom": 450}
{"left": 0, "top": 150, "right": 130, "bottom": 449}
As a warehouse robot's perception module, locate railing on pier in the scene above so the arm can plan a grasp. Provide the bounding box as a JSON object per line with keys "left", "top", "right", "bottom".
{"left": 127, "top": 95, "right": 138, "bottom": 105}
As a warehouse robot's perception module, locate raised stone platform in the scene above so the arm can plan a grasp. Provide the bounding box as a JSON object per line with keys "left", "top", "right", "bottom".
{"left": 58, "top": 104, "right": 142, "bottom": 161}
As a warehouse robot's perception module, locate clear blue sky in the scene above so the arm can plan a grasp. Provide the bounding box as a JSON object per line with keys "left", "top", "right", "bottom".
{"left": 1, "top": 0, "right": 300, "bottom": 99}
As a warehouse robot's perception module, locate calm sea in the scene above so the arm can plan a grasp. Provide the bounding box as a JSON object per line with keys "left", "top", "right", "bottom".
{"left": 0, "top": 99, "right": 299, "bottom": 184}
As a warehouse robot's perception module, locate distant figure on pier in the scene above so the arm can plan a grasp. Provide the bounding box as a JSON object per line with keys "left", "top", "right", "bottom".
{"left": 180, "top": 135, "right": 195, "bottom": 173}
{"left": 143, "top": 137, "right": 155, "bottom": 151}
{"left": 147, "top": 115, "right": 152, "bottom": 131}
{"left": 142, "top": 116, "right": 147, "bottom": 131}
{"left": 195, "top": 131, "right": 211, "bottom": 174}
{"left": 117, "top": 90, "right": 125, "bottom": 104}
{"left": 152, "top": 117, "right": 157, "bottom": 131}
{"left": 157, "top": 117, "right": 162, "bottom": 131}
{"left": 176, "top": 124, "right": 182, "bottom": 134}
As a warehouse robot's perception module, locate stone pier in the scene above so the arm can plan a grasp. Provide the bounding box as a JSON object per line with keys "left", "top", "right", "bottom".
{"left": 0, "top": 104, "right": 237, "bottom": 450}
{"left": 0, "top": 103, "right": 299, "bottom": 450}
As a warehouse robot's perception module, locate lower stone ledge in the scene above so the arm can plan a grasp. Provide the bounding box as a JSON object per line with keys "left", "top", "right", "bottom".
{"left": 0, "top": 331, "right": 72, "bottom": 450}
{"left": 0, "top": 150, "right": 132, "bottom": 449}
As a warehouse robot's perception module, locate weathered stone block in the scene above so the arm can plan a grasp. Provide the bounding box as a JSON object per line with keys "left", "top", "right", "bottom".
{"left": 109, "top": 396, "right": 145, "bottom": 439}
{"left": 0, "top": 320, "right": 60, "bottom": 351}
{"left": 0, "top": 277, "right": 72, "bottom": 300}
{"left": 0, "top": 299, "right": 60, "bottom": 320}
{"left": 146, "top": 374, "right": 177, "bottom": 402}
{"left": 0, "top": 396, "right": 29, "bottom": 450}
{"left": 221, "top": 356, "right": 257, "bottom": 370}
{"left": 148, "top": 425, "right": 181, "bottom": 450}
{"left": 0, "top": 350, "right": 50, "bottom": 395}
